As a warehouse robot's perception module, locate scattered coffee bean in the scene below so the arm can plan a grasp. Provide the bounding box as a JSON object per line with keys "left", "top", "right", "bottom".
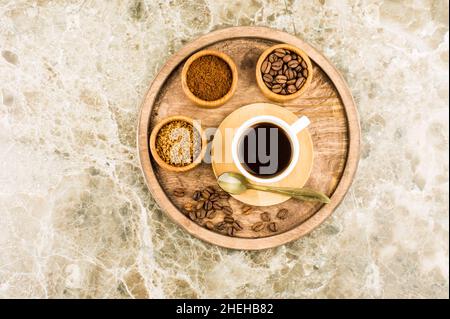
{"left": 276, "top": 208, "right": 289, "bottom": 220}
{"left": 233, "top": 220, "right": 243, "bottom": 230}
{"left": 219, "top": 192, "right": 230, "bottom": 199}
{"left": 188, "top": 211, "right": 196, "bottom": 221}
{"left": 201, "top": 190, "right": 210, "bottom": 199}
{"left": 192, "top": 190, "right": 201, "bottom": 201}
{"left": 213, "top": 202, "right": 222, "bottom": 210}
{"left": 195, "top": 201, "right": 204, "bottom": 210}
{"left": 205, "top": 221, "right": 214, "bottom": 230}
{"left": 223, "top": 206, "right": 233, "bottom": 215}
{"left": 227, "top": 226, "right": 235, "bottom": 236}
{"left": 260, "top": 48, "right": 309, "bottom": 95}
{"left": 260, "top": 212, "right": 271, "bottom": 222}
{"left": 173, "top": 188, "right": 185, "bottom": 197}
{"left": 209, "top": 193, "right": 219, "bottom": 201}
{"left": 268, "top": 222, "right": 278, "bottom": 232}
{"left": 206, "top": 210, "right": 217, "bottom": 219}
{"left": 203, "top": 200, "right": 213, "bottom": 211}
{"left": 206, "top": 186, "right": 216, "bottom": 193}
{"left": 196, "top": 209, "right": 206, "bottom": 219}
{"left": 242, "top": 205, "right": 252, "bottom": 215}
{"left": 252, "top": 222, "right": 265, "bottom": 232}
{"left": 224, "top": 216, "right": 234, "bottom": 223}
{"left": 215, "top": 221, "right": 226, "bottom": 230}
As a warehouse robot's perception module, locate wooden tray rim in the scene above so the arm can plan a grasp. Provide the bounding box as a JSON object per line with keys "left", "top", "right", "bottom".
{"left": 137, "top": 26, "right": 361, "bottom": 250}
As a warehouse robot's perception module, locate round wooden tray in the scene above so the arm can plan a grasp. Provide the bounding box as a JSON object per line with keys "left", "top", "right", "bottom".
{"left": 137, "top": 27, "right": 360, "bottom": 250}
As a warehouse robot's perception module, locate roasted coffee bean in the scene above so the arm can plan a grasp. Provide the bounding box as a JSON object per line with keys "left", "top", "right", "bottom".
{"left": 201, "top": 190, "right": 210, "bottom": 199}
{"left": 206, "top": 210, "right": 217, "bottom": 219}
{"left": 224, "top": 216, "right": 234, "bottom": 223}
{"left": 282, "top": 54, "right": 292, "bottom": 63}
{"left": 280, "top": 89, "right": 287, "bottom": 95}
{"left": 203, "top": 200, "right": 213, "bottom": 210}
{"left": 286, "top": 79, "right": 296, "bottom": 85}
{"left": 263, "top": 74, "right": 273, "bottom": 83}
{"left": 277, "top": 69, "right": 283, "bottom": 75}
{"left": 261, "top": 60, "right": 271, "bottom": 74}
{"left": 196, "top": 209, "right": 206, "bottom": 219}
{"left": 242, "top": 205, "right": 252, "bottom": 215}
{"left": 301, "top": 60, "right": 307, "bottom": 68}
{"left": 275, "top": 75, "right": 287, "bottom": 84}
{"left": 173, "top": 188, "right": 185, "bottom": 197}
{"left": 268, "top": 222, "right": 278, "bottom": 232}
{"left": 215, "top": 221, "right": 226, "bottom": 230}
{"left": 285, "top": 68, "right": 295, "bottom": 80}
{"left": 196, "top": 200, "right": 205, "bottom": 210}
{"left": 269, "top": 69, "right": 277, "bottom": 76}
{"left": 265, "top": 81, "right": 273, "bottom": 88}
{"left": 268, "top": 54, "right": 278, "bottom": 63}
{"left": 206, "top": 186, "right": 216, "bottom": 194}
{"left": 252, "top": 222, "right": 265, "bottom": 232}
{"left": 227, "top": 226, "right": 235, "bottom": 236}
{"left": 213, "top": 202, "right": 222, "bottom": 210}
{"left": 209, "top": 193, "right": 219, "bottom": 201}
{"left": 295, "top": 65, "right": 303, "bottom": 73}
{"left": 219, "top": 193, "right": 230, "bottom": 199}
{"left": 295, "top": 77, "right": 305, "bottom": 89}
{"left": 205, "top": 221, "right": 214, "bottom": 230}
{"left": 276, "top": 208, "right": 289, "bottom": 220}
{"left": 192, "top": 190, "right": 201, "bottom": 201}
{"left": 260, "top": 212, "right": 271, "bottom": 222}
{"left": 271, "top": 60, "right": 283, "bottom": 71}
{"left": 291, "top": 53, "right": 297, "bottom": 60}
{"left": 302, "top": 69, "right": 308, "bottom": 77}
{"left": 287, "top": 85, "right": 297, "bottom": 94}
{"left": 184, "top": 202, "right": 194, "bottom": 212}
{"left": 188, "top": 211, "right": 196, "bottom": 221}
{"left": 223, "top": 206, "right": 233, "bottom": 215}
{"left": 271, "top": 84, "right": 282, "bottom": 94}
{"left": 274, "top": 48, "right": 286, "bottom": 57}
{"left": 233, "top": 220, "right": 243, "bottom": 230}
{"left": 287, "top": 60, "right": 299, "bottom": 68}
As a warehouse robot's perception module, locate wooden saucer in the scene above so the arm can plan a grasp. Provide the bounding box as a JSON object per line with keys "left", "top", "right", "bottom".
{"left": 211, "top": 103, "right": 313, "bottom": 206}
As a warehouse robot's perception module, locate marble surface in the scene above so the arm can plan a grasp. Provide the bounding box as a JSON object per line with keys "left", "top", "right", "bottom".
{"left": 0, "top": 0, "right": 448, "bottom": 298}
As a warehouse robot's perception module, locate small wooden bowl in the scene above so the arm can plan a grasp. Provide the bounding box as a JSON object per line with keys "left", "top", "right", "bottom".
{"left": 149, "top": 115, "right": 207, "bottom": 172}
{"left": 256, "top": 43, "right": 313, "bottom": 102}
{"left": 181, "top": 50, "right": 238, "bottom": 108}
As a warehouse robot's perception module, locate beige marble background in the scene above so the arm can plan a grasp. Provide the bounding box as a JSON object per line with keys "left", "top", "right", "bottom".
{"left": 0, "top": 0, "right": 448, "bottom": 298}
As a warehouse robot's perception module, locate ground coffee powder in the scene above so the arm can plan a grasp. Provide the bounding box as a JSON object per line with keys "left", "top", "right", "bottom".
{"left": 186, "top": 55, "right": 232, "bottom": 101}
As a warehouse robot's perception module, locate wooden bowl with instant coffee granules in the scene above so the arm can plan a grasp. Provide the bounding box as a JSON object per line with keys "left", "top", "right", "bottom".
{"left": 256, "top": 43, "right": 313, "bottom": 102}
{"left": 149, "top": 115, "right": 207, "bottom": 172}
{"left": 181, "top": 50, "right": 238, "bottom": 108}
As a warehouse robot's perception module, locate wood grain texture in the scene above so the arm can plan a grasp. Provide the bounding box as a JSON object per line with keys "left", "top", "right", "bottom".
{"left": 137, "top": 27, "right": 360, "bottom": 250}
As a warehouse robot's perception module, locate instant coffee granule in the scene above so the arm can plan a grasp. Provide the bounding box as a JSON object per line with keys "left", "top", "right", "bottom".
{"left": 155, "top": 120, "right": 201, "bottom": 167}
{"left": 186, "top": 55, "right": 232, "bottom": 101}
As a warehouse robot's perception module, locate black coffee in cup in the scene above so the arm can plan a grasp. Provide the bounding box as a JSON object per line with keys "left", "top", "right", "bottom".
{"left": 237, "top": 122, "right": 292, "bottom": 178}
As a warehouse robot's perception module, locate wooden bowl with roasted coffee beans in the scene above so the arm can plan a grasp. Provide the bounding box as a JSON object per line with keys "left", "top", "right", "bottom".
{"left": 256, "top": 44, "right": 313, "bottom": 102}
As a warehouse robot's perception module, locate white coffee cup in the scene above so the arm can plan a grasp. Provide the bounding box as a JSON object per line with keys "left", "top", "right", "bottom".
{"left": 231, "top": 115, "right": 310, "bottom": 184}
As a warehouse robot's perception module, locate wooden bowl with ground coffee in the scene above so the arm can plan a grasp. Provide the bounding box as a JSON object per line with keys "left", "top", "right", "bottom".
{"left": 149, "top": 115, "right": 207, "bottom": 172}
{"left": 181, "top": 50, "right": 238, "bottom": 108}
{"left": 256, "top": 43, "right": 313, "bottom": 102}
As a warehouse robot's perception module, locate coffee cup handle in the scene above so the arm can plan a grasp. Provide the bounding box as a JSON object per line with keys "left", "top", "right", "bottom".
{"left": 291, "top": 116, "right": 310, "bottom": 134}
